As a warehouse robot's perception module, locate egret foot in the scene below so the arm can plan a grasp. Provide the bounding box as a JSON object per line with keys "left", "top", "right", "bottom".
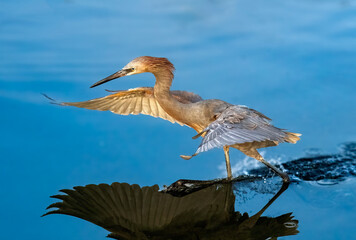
{"left": 257, "top": 157, "right": 290, "bottom": 183}
{"left": 280, "top": 172, "right": 290, "bottom": 183}
{"left": 180, "top": 153, "right": 198, "bottom": 160}
{"left": 180, "top": 155, "right": 192, "bottom": 160}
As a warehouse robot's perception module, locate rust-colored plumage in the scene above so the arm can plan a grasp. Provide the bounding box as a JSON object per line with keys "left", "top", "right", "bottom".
{"left": 55, "top": 56, "right": 301, "bottom": 182}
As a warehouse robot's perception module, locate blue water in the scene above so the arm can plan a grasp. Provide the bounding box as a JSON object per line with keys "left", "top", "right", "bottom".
{"left": 1, "top": 0, "right": 355, "bottom": 239}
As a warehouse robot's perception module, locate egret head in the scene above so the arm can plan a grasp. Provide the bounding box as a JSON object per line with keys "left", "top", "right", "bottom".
{"left": 90, "top": 56, "right": 174, "bottom": 88}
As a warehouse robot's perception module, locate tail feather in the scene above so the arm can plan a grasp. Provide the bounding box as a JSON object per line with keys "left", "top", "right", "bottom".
{"left": 285, "top": 132, "right": 301, "bottom": 144}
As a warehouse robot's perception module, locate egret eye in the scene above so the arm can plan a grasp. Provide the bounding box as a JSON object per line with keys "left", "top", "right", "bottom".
{"left": 131, "top": 68, "right": 135, "bottom": 71}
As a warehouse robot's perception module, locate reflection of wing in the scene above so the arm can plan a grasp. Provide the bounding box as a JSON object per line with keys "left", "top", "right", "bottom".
{"left": 195, "top": 105, "right": 289, "bottom": 153}
{"left": 62, "top": 87, "right": 202, "bottom": 126}
{"left": 43, "top": 182, "right": 234, "bottom": 239}
{"left": 43, "top": 181, "right": 299, "bottom": 239}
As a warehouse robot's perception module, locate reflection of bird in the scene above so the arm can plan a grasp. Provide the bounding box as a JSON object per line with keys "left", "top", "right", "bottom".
{"left": 56, "top": 56, "right": 300, "bottom": 182}
{"left": 43, "top": 180, "right": 298, "bottom": 239}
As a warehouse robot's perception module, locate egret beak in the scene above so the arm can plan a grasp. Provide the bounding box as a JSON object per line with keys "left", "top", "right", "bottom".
{"left": 90, "top": 68, "right": 133, "bottom": 88}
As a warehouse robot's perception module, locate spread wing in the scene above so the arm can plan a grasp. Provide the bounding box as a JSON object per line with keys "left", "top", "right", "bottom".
{"left": 194, "top": 105, "right": 287, "bottom": 154}
{"left": 60, "top": 87, "right": 202, "bottom": 126}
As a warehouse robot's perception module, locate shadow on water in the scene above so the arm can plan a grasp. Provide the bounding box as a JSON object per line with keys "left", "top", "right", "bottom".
{"left": 250, "top": 142, "right": 356, "bottom": 183}
{"left": 43, "top": 179, "right": 297, "bottom": 240}
{"left": 42, "top": 142, "right": 356, "bottom": 239}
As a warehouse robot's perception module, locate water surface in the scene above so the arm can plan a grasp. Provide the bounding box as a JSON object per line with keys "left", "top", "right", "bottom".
{"left": 1, "top": 0, "right": 355, "bottom": 239}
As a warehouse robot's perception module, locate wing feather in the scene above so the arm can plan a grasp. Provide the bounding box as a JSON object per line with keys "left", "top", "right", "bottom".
{"left": 116, "top": 99, "right": 129, "bottom": 114}
{"left": 125, "top": 98, "right": 136, "bottom": 115}
{"left": 194, "top": 105, "right": 288, "bottom": 154}
{"left": 149, "top": 98, "right": 159, "bottom": 117}
{"left": 133, "top": 96, "right": 142, "bottom": 115}
{"left": 141, "top": 97, "right": 150, "bottom": 115}
{"left": 61, "top": 87, "right": 202, "bottom": 126}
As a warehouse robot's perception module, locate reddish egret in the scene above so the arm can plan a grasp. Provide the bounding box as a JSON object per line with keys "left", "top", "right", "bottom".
{"left": 57, "top": 56, "right": 301, "bottom": 182}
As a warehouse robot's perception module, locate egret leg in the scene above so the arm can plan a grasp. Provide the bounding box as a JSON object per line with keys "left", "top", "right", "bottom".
{"left": 223, "top": 146, "right": 232, "bottom": 180}
{"left": 233, "top": 146, "right": 290, "bottom": 183}
{"left": 257, "top": 157, "right": 290, "bottom": 183}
